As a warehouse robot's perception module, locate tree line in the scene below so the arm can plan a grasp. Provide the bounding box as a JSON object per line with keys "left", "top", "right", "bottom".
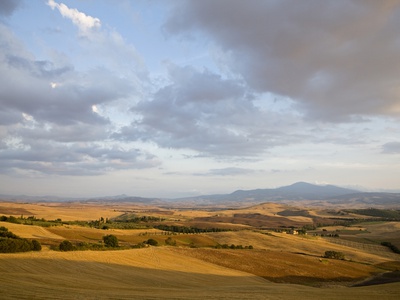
{"left": 154, "top": 224, "right": 230, "bottom": 234}
{"left": 0, "top": 226, "right": 42, "bottom": 253}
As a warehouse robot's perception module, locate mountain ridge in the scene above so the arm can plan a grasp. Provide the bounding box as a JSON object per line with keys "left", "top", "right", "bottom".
{"left": 175, "top": 182, "right": 360, "bottom": 202}
{"left": 1, "top": 182, "right": 399, "bottom": 208}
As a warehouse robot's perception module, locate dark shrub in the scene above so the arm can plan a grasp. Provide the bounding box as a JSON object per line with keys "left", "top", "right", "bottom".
{"left": 103, "top": 234, "right": 119, "bottom": 248}
{"left": 324, "top": 250, "right": 345, "bottom": 260}
{"left": 146, "top": 238, "right": 158, "bottom": 246}
{"left": 31, "top": 240, "right": 42, "bottom": 251}
{"left": 59, "top": 240, "right": 74, "bottom": 251}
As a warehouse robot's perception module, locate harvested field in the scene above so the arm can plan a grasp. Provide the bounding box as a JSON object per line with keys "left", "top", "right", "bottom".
{"left": 1, "top": 201, "right": 399, "bottom": 299}
{"left": 324, "top": 237, "right": 400, "bottom": 260}
{"left": 170, "top": 247, "right": 380, "bottom": 285}
{"left": 1, "top": 248, "right": 399, "bottom": 299}
{"left": 0, "top": 221, "right": 64, "bottom": 240}
{"left": 207, "top": 230, "right": 395, "bottom": 265}
{"left": 0, "top": 202, "right": 122, "bottom": 221}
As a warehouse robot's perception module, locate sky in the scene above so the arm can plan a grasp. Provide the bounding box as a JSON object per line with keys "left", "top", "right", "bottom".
{"left": 0, "top": 0, "right": 400, "bottom": 198}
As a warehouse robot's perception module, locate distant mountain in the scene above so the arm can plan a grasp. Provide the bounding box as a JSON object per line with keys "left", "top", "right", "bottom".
{"left": 175, "top": 182, "right": 360, "bottom": 203}
{"left": 2, "top": 182, "right": 398, "bottom": 208}
{"left": 275, "top": 182, "right": 359, "bottom": 199}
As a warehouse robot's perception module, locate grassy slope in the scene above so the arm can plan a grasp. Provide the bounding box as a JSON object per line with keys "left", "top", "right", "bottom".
{"left": 170, "top": 248, "right": 379, "bottom": 285}
{"left": 0, "top": 202, "right": 123, "bottom": 221}
{"left": 207, "top": 230, "right": 396, "bottom": 264}
{"left": 1, "top": 248, "right": 400, "bottom": 300}
{"left": 1, "top": 202, "right": 400, "bottom": 299}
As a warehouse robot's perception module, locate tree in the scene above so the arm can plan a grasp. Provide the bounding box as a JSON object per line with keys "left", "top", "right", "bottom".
{"left": 59, "top": 240, "right": 74, "bottom": 251}
{"left": 324, "top": 250, "right": 345, "bottom": 260}
{"left": 103, "top": 234, "right": 119, "bottom": 247}
{"left": 146, "top": 238, "right": 158, "bottom": 246}
{"left": 31, "top": 240, "right": 42, "bottom": 251}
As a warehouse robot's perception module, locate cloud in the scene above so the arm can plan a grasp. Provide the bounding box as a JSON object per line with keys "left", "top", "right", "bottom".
{"left": 0, "top": 0, "right": 21, "bottom": 17}
{"left": 46, "top": 0, "right": 147, "bottom": 82}
{"left": 164, "top": 0, "right": 400, "bottom": 121}
{"left": 382, "top": 142, "right": 400, "bottom": 154}
{"left": 47, "top": 0, "right": 101, "bottom": 37}
{"left": 0, "top": 19, "right": 138, "bottom": 127}
{"left": 205, "top": 167, "right": 259, "bottom": 176}
{"left": 115, "top": 63, "right": 307, "bottom": 157}
{"left": 13, "top": 122, "right": 109, "bottom": 143}
{"left": 0, "top": 141, "right": 160, "bottom": 176}
{"left": 0, "top": 10, "right": 150, "bottom": 177}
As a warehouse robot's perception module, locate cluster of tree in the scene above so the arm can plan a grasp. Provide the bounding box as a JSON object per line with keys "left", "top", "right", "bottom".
{"left": 324, "top": 250, "right": 345, "bottom": 260}
{"left": 59, "top": 240, "right": 74, "bottom": 251}
{"left": 318, "top": 233, "right": 340, "bottom": 237}
{"left": 0, "top": 226, "right": 41, "bottom": 253}
{"left": 58, "top": 235, "right": 165, "bottom": 251}
{"left": 381, "top": 242, "right": 400, "bottom": 254}
{"left": 101, "top": 222, "right": 148, "bottom": 230}
{"left": 129, "top": 239, "right": 159, "bottom": 248}
{"left": 1, "top": 215, "right": 63, "bottom": 227}
{"left": 86, "top": 216, "right": 162, "bottom": 230}
{"left": 103, "top": 234, "right": 119, "bottom": 247}
{"left": 145, "top": 238, "right": 158, "bottom": 246}
{"left": 115, "top": 215, "right": 165, "bottom": 223}
{"left": 59, "top": 234, "right": 120, "bottom": 251}
{"left": 0, "top": 215, "right": 20, "bottom": 224}
{"left": 154, "top": 224, "right": 229, "bottom": 234}
{"left": 87, "top": 217, "right": 111, "bottom": 229}
{"left": 215, "top": 243, "right": 253, "bottom": 249}
{"left": 302, "top": 224, "right": 317, "bottom": 231}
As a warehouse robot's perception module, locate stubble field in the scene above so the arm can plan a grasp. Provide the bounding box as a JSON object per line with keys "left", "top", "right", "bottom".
{"left": 0, "top": 201, "right": 399, "bottom": 299}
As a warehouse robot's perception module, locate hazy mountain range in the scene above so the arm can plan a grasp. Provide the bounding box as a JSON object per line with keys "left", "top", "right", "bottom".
{"left": 178, "top": 182, "right": 359, "bottom": 202}
{"left": 1, "top": 182, "right": 399, "bottom": 208}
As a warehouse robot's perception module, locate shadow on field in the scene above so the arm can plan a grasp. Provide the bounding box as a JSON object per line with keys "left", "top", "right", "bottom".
{"left": 2, "top": 255, "right": 400, "bottom": 300}
{"left": 0, "top": 257, "right": 270, "bottom": 299}
{"left": 263, "top": 275, "right": 366, "bottom": 286}
{"left": 352, "top": 271, "right": 400, "bottom": 287}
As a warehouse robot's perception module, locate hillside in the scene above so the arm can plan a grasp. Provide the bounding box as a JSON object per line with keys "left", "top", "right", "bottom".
{"left": 1, "top": 201, "right": 400, "bottom": 299}
{"left": 1, "top": 248, "right": 400, "bottom": 300}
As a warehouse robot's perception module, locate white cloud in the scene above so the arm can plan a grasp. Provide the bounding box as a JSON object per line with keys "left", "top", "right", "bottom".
{"left": 47, "top": 0, "right": 101, "bottom": 37}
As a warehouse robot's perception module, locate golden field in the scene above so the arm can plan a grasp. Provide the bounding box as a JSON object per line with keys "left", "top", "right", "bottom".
{"left": 0, "top": 201, "right": 399, "bottom": 299}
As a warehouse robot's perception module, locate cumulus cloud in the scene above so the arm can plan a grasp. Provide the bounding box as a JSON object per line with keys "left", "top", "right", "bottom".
{"left": 0, "top": 14, "right": 139, "bottom": 128}
{"left": 47, "top": 0, "right": 101, "bottom": 37}
{"left": 164, "top": 0, "right": 400, "bottom": 121}
{"left": 0, "top": 8, "right": 148, "bottom": 177}
{"left": 115, "top": 64, "right": 307, "bottom": 157}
